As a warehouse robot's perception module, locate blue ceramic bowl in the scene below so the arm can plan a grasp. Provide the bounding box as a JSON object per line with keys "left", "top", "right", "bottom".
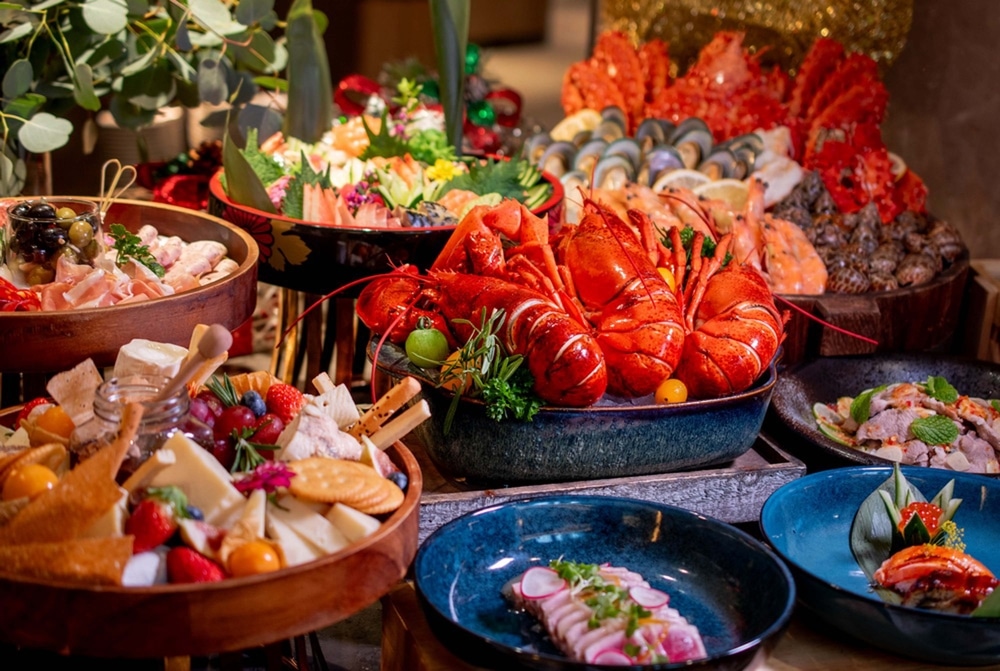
{"left": 760, "top": 466, "right": 1000, "bottom": 665}
{"left": 771, "top": 353, "right": 1000, "bottom": 475}
{"left": 414, "top": 495, "right": 795, "bottom": 671}
{"left": 373, "top": 341, "right": 776, "bottom": 484}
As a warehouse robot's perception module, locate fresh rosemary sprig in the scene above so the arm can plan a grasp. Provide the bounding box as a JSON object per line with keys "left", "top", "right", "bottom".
{"left": 436, "top": 307, "right": 543, "bottom": 435}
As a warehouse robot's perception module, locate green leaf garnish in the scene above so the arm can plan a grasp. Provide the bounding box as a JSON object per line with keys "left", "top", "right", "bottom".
{"left": 921, "top": 375, "right": 958, "bottom": 403}
{"left": 910, "top": 414, "right": 960, "bottom": 446}
{"left": 205, "top": 374, "right": 240, "bottom": 408}
{"left": 849, "top": 385, "right": 887, "bottom": 425}
{"left": 108, "top": 224, "right": 166, "bottom": 278}
{"left": 441, "top": 158, "right": 535, "bottom": 201}
{"left": 973, "top": 589, "right": 1000, "bottom": 617}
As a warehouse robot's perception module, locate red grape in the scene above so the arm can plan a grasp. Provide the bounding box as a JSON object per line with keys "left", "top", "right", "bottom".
{"left": 213, "top": 405, "right": 256, "bottom": 441}
{"left": 189, "top": 396, "right": 216, "bottom": 428}
{"left": 250, "top": 413, "right": 285, "bottom": 445}
{"left": 210, "top": 438, "right": 236, "bottom": 470}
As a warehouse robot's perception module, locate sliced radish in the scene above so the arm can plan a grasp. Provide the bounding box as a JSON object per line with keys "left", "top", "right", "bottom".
{"left": 629, "top": 585, "right": 669, "bottom": 609}
{"left": 519, "top": 566, "right": 567, "bottom": 599}
{"left": 591, "top": 649, "right": 633, "bottom": 665}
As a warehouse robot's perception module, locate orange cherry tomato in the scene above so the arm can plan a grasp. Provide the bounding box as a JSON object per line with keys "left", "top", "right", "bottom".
{"left": 655, "top": 378, "right": 688, "bottom": 405}
{"left": 228, "top": 540, "right": 282, "bottom": 577}
{"left": 3, "top": 463, "right": 59, "bottom": 501}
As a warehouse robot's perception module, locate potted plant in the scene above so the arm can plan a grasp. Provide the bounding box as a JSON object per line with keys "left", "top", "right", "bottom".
{"left": 0, "top": 0, "right": 288, "bottom": 196}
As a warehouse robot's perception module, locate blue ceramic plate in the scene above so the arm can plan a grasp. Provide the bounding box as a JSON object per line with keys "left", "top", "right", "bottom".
{"left": 372, "top": 341, "right": 776, "bottom": 484}
{"left": 770, "top": 353, "right": 1000, "bottom": 475}
{"left": 415, "top": 495, "right": 795, "bottom": 671}
{"left": 761, "top": 466, "right": 1000, "bottom": 665}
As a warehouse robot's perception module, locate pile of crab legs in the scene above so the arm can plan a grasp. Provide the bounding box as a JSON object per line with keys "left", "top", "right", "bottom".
{"left": 351, "top": 190, "right": 786, "bottom": 408}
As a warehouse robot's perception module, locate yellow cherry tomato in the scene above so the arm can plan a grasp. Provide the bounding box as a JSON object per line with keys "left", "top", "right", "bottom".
{"left": 3, "top": 463, "right": 59, "bottom": 501}
{"left": 33, "top": 405, "right": 75, "bottom": 440}
{"left": 228, "top": 540, "right": 282, "bottom": 577}
{"left": 657, "top": 267, "right": 676, "bottom": 292}
{"left": 655, "top": 378, "right": 689, "bottom": 405}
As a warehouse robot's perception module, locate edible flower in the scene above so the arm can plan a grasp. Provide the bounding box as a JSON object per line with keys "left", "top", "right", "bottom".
{"left": 426, "top": 158, "right": 462, "bottom": 182}
{"left": 234, "top": 461, "right": 295, "bottom": 495}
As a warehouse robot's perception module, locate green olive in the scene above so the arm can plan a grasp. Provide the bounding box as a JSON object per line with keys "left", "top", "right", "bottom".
{"left": 26, "top": 265, "right": 55, "bottom": 286}
{"left": 83, "top": 239, "right": 101, "bottom": 260}
{"left": 55, "top": 206, "right": 77, "bottom": 220}
{"left": 56, "top": 246, "right": 81, "bottom": 264}
{"left": 68, "top": 220, "right": 94, "bottom": 247}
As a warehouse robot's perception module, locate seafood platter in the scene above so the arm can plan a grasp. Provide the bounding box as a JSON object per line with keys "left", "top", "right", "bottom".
{"left": 770, "top": 353, "right": 1000, "bottom": 475}
{"left": 0, "top": 197, "right": 258, "bottom": 375}
{"left": 761, "top": 466, "right": 1000, "bottom": 665}
{"left": 525, "top": 31, "right": 968, "bottom": 364}
{"left": 208, "top": 92, "right": 563, "bottom": 294}
{"left": 414, "top": 495, "right": 795, "bottom": 670}
{"left": 0, "top": 327, "right": 424, "bottom": 658}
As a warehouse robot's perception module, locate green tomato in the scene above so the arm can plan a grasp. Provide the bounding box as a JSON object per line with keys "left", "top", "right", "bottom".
{"left": 405, "top": 327, "right": 450, "bottom": 369}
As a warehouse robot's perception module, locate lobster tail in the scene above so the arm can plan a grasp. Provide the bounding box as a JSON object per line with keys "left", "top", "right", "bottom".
{"left": 674, "top": 265, "right": 783, "bottom": 399}
{"left": 432, "top": 271, "right": 608, "bottom": 407}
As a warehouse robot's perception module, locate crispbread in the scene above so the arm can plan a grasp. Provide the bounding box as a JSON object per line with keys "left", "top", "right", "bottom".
{"left": 0, "top": 536, "right": 133, "bottom": 585}
{"left": 227, "top": 370, "right": 280, "bottom": 398}
{"left": 45, "top": 359, "right": 103, "bottom": 426}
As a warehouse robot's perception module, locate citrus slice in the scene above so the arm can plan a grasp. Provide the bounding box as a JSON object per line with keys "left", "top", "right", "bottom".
{"left": 693, "top": 178, "right": 751, "bottom": 210}
{"left": 651, "top": 168, "right": 711, "bottom": 192}
{"left": 550, "top": 109, "right": 602, "bottom": 143}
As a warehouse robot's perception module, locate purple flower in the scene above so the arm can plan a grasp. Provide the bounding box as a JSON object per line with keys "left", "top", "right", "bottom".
{"left": 234, "top": 461, "right": 295, "bottom": 494}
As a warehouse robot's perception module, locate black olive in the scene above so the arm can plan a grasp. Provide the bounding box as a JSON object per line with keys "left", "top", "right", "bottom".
{"left": 387, "top": 471, "right": 409, "bottom": 492}
{"left": 39, "top": 226, "right": 69, "bottom": 249}
{"left": 27, "top": 201, "right": 56, "bottom": 219}
{"left": 8, "top": 202, "right": 30, "bottom": 218}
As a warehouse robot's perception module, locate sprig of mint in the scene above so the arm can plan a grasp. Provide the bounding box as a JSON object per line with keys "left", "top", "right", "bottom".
{"left": 910, "top": 414, "right": 960, "bottom": 446}
{"left": 920, "top": 375, "right": 959, "bottom": 403}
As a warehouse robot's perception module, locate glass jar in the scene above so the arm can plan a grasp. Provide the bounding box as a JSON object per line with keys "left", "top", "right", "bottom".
{"left": 4, "top": 197, "right": 103, "bottom": 288}
{"left": 69, "top": 374, "right": 213, "bottom": 479}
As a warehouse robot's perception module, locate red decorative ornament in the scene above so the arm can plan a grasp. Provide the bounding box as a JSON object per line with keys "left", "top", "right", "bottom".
{"left": 153, "top": 174, "right": 211, "bottom": 211}
{"left": 485, "top": 89, "right": 523, "bottom": 127}
{"left": 335, "top": 74, "right": 383, "bottom": 116}
{"left": 463, "top": 121, "right": 501, "bottom": 154}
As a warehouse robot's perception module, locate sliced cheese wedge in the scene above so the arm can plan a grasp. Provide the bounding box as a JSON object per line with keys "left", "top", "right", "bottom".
{"left": 82, "top": 487, "right": 129, "bottom": 539}
{"left": 148, "top": 433, "right": 244, "bottom": 527}
{"left": 326, "top": 503, "right": 381, "bottom": 544}
{"left": 123, "top": 449, "right": 177, "bottom": 495}
{"left": 265, "top": 513, "right": 325, "bottom": 566}
{"left": 267, "top": 495, "right": 351, "bottom": 555}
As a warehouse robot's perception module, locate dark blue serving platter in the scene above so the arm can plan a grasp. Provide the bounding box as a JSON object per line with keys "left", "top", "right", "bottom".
{"left": 373, "top": 341, "right": 776, "bottom": 485}
{"left": 414, "top": 495, "right": 795, "bottom": 670}
{"left": 761, "top": 466, "right": 1000, "bottom": 665}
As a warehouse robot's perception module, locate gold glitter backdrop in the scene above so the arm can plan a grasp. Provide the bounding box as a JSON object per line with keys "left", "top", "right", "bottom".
{"left": 599, "top": 0, "right": 914, "bottom": 74}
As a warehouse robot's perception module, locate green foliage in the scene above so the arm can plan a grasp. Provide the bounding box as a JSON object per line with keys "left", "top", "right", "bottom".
{"left": 0, "top": 0, "right": 288, "bottom": 196}
{"left": 441, "top": 158, "right": 532, "bottom": 200}
{"left": 108, "top": 223, "right": 165, "bottom": 277}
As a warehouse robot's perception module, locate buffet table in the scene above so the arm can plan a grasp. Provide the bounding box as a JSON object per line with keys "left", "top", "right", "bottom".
{"left": 380, "top": 573, "right": 982, "bottom": 671}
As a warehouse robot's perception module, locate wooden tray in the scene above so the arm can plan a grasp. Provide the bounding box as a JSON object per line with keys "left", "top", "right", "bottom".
{"left": 779, "top": 254, "right": 969, "bottom": 365}
{"left": 415, "top": 434, "right": 804, "bottom": 545}
{"left": 0, "top": 198, "right": 259, "bottom": 374}
{"left": 0, "top": 403, "right": 423, "bottom": 659}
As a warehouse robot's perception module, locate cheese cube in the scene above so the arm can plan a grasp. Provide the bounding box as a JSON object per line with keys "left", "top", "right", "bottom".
{"left": 265, "top": 514, "right": 325, "bottom": 566}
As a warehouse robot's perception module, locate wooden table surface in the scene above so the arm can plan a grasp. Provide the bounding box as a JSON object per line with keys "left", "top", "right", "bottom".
{"left": 380, "top": 582, "right": 997, "bottom": 671}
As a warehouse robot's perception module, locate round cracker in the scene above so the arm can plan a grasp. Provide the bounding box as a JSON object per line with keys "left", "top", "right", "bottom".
{"left": 356, "top": 480, "right": 405, "bottom": 515}
{"left": 288, "top": 458, "right": 369, "bottom": 504}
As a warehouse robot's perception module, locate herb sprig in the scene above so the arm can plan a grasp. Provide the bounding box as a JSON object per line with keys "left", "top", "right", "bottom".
{"left": 108, "top": 224, "right": 165, "bottom": 277}
{"left": 436, "top": 307, "right": 543, "bottom": 434}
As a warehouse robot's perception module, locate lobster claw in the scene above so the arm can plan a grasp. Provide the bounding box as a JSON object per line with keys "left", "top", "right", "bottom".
{"left": 355, "top": 267, "right": 454, "bottom": 347}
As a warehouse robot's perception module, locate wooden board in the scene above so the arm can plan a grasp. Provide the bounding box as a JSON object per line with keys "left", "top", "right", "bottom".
{"left": 416, "top": 434, "right": 805, "bottom": 545}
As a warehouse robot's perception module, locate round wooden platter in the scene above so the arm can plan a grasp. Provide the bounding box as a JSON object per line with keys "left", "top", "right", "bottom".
{"left": 0, "top": 412, "right": 423, "bottom": 659}
{"left": 0, "top": 198, "right": 259, "bottom": 375}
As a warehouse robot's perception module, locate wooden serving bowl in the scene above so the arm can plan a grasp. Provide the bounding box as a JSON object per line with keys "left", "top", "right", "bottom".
{"left": 0, "top": 408, "right": 422, "bottom": 658}
{"left": 0, "top": 198, "right": 259, "bottom": 375}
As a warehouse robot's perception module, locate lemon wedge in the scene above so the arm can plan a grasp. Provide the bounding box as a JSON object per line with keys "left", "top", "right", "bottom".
{"left": 693, "top": 178, "right": 751, "bottom": 210}
{"left": 651, "top": 168, "right": 712, "bottom": 192}
{"left": 550, "top": 109, "right": 603, "bottom": 143}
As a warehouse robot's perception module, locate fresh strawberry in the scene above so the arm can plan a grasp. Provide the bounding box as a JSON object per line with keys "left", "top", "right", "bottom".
{"left": 251, "top": 413, "right": 285, "bottom": 445}
{"left": 166, "top": 546, "right": 225, "bottom": 583}
{"left": 16, "top": 396, "right": 53, "bottom": 428}
{"left": 125, "top": 486, "right": 188, "bottom": 553}
{"left": 265, "top": 383, "right": 305, "bottom": 424}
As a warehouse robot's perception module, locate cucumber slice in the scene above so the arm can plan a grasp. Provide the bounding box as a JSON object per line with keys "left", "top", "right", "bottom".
{"left": 812, "top": 402, "right": 854, "bottom": 446}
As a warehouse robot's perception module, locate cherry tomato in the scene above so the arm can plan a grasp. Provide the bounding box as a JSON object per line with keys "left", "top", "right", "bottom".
{"left": 228, "top": 540, "right": 282, "bottom": 577}
{"left": 3, "top": 463, "right": 59, "bottom": 501}
{"left": 405, "top": 327, "right": 450, "bottom": 368}
{"left": 655, "top": 378, "right": 688, "bottom": 405}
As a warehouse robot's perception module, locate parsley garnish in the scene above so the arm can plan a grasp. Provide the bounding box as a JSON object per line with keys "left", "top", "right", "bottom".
{"left": 920, "top": 375, "right": 959, "bottom": 403}
{"left": 437, "top": 307, "right": 543, "bottom": 435}
{"left": 108, "top": 224, "right": 165, "bottom": 277}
